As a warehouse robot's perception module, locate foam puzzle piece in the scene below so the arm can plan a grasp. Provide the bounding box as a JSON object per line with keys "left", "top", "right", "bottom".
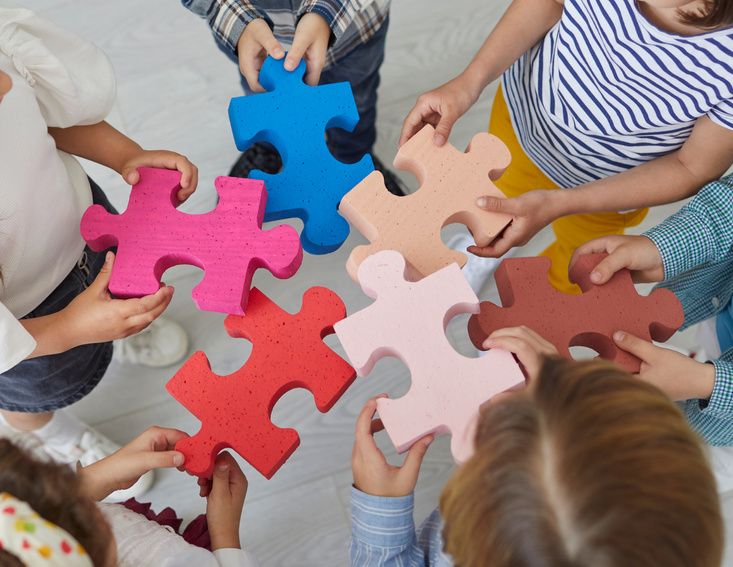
{"left": 339, "top": 124, "right": 513, "bottom": 282}
{"left": 467, "top": 254, "right": 685, "bottom": 373}
{"left": 334, "top": 250, "right": 525, "bottom": 464}
{"left": 228, "top": 55, "right": 374, "bottom": 255}
{"left": 80, "top": 167, "right": 303, "bottom": 315}
{"left": 166, "top": 286, "right": 356, "bottom": 478}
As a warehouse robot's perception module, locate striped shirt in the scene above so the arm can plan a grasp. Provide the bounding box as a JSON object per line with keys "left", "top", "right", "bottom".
{"left": 502, "top": 0, "right": 733, "bottom": 189}
{"left": 644, "top": 174, "right": 733, "bottom": 446}
{"left": 182, "top": 0, "right": 390, "bottom": 68}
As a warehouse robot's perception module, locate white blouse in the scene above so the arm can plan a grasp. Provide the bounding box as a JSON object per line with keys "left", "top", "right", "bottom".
{"left": 0, "top": 1, "right": 116, "bottom": 370}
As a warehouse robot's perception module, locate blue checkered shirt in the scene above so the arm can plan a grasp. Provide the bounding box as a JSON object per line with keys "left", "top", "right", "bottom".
{"left": 350, "top": 487, "right": 453, "bottom": 567}
{"left": 644, "top": 174, "right": 733, "bottom": 446}
{"left": 182, "top": 0, "right": 389, "bottom": 68}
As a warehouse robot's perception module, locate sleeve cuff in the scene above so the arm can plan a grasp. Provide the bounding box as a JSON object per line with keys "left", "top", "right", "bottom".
{"left": 212, "top": 548, "right": 260, "bottom": 567}
{"left": 350, "top": 487, "right": 416, "bottom": 548}
{"left": 0, "top": 309, "right": 35, "bottom": 374}
{"left": 697, "top": 359, "right": 733, "bottom": 416}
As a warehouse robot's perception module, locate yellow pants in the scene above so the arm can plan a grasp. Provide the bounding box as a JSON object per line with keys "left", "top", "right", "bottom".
{"left": 489, "top": 86, "right": 648, "bottom": 294}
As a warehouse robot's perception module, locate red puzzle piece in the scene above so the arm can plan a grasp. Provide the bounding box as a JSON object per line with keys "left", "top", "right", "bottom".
{"left": 165, "top": 287, "right": 356, "bottom": 478}
{"left": 467, "top": 254, "right": 685, "bottom": 372}
{"left": 80, "top": 167, "right": 303, "bottom": 315}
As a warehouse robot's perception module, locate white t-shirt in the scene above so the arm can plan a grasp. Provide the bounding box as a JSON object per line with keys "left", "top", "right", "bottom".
{"left": 98, "top": 503, "right": 260, "bottom": 567}
{"left": 0, "top": 1, "right": 116, "bottom": 370}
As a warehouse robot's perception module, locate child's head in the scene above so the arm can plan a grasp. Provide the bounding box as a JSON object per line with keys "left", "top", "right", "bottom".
{"left": 440, "top": 357, "right": 722, "bottom": 567}
{"left": 672, "top": 0, "right": 733, "bottom": 29}
{"left": 0, "top": 439, "right": 113, "bottom": 566}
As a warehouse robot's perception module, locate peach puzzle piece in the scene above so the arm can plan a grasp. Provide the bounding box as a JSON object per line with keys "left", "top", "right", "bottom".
{"left": 80, "top": 167, "right": 303, "bottom": 315}
{"left": 334, "top": 250, "right": 525, "bottom": 464}
{"left": 339, "top": 124, "right": 512, "bottom": 282}
{"left": 468, "top": 254, "right": 685, "bottom": 373}
{"left": 166, "top": 286, "right": 356, "bottom": 479}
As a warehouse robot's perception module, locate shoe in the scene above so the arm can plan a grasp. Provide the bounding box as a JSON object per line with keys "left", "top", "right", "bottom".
{"left": 372, "top": 155, "right": 408, "bottom": 196}
{"left": 447, "top": 234, "right": 513, "bottom": 294}
{"left": 229, "top": 142, "right": 283, "bottom": 178}
{"left": 0, "top": 410, "right": 154, "bottom": 502}
{"left": 113, "top": 317, "right": 189, "bottom": 368}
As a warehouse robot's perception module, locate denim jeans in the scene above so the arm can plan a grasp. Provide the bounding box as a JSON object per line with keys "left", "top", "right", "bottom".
{"left": 0, "top": 178, "right": 116, "bottom": 413}
{"left": 237, "top": 16, "right": 389, "bottom": 164}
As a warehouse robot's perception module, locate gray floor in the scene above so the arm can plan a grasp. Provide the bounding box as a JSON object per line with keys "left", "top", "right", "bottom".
{"left": 22, "top": 0, "right": 733, "bottom": 564}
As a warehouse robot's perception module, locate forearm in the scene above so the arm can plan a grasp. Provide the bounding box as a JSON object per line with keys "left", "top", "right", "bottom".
{"left": 19, "top": 312, "right": 79, "bottom": 359}
{"left": 459, "top": 0, "right": 564, "bottom": 99}
{"left": 548, "top": 151, "right": 709, "bottom": 219}
{"left": 48, "top": 122, "right": 142, "bottom": 175}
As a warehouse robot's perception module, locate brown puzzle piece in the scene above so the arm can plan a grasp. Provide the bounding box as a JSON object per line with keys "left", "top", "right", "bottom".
{"left": 467, "top": 254, "right": 685, "bottom": 373}
{"left": 339, "top": 124, "right": 512, "bottom": 282}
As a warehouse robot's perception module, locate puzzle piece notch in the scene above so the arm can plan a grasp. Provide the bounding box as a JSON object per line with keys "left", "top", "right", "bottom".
{"left": 166, "top": 286, "right": 356, "bottom": 479}
{"left": 80, "top": 167, "right": 303, "bottom": 315}
{"left": 334, "top": 250, "right": 525, "bottom": 464}
{"left": 228, "top": 55, "right": 373, "bottom": 256}
{"left": 340, "top": 123, "right": 513, "bottom": 283}
{"left": 467, "top": 254, "right": 685, "bottom": 373}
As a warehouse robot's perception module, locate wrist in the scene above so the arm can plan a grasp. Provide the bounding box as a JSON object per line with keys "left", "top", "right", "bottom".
{"left": 77, "top": 461, "right": 115, "bottom": 501}
{"left": 211, "top": 531, "right": 241, "bottom": 551}
{"left": 694, "top": 361, "right": 717, "bottom": 401}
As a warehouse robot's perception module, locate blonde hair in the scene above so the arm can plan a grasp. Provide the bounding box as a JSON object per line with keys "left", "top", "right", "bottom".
{"left": 440, "top": 357, "right": 722, "bottom": 567}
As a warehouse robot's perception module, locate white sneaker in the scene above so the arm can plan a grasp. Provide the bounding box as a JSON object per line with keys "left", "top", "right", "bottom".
{"left": 0, "top": 410, "right": 154, "bottom": 502}
{"left": 447, "top": 234, "right": 515, "bottom": 294}
{"left": 113, "top": 317, "right": 189, "bottom": 368}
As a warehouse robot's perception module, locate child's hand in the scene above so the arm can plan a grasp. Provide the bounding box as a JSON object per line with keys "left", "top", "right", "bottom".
{"left": 483, "top": 326, "right": 558, "bottom": 382}
{"left": 202, "top": 452, "right": 248, "bottom": 551}
{"left": 120, "top": 151, "right": 198, "bottom": 203}
{"left": 351, "top": 396, "right": 433, "bottom": 498}
{"left": 61, "top": 251, "right": 174, "bottom": 345}
{"left": 570, "top": 235, "right": 665, "bottom": 285}
{"left": 613, "top": 331, "right": 716, "bottom": 401}
{"left": 399, "top": 75, "right": 482, "bottom": 148}
{"left": 79, "top": 426, "right": 188, "bottom": 501}
{"left": 470, "top": 189, "right": 557, "bottom": 258}
{"left": 237, "top": 19, "right": 286, "bottom": 92}
{"left": 286, "top": 12, "right": 331, "bottom": 86}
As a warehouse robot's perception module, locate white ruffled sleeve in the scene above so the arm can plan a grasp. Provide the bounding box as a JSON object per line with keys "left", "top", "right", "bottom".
{"left": 0, "top": 0, "right": 116, "bottom": 128}
{"left": 0, "top": 301, "right": 35, "bottom": 374}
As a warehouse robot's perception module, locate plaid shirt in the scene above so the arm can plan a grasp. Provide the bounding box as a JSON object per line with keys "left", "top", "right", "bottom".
{"left": 644, "top": 174, "right": 733, "bottom": 446}
{"left": 182, "top": 0, "right": 390, "bottom": 68}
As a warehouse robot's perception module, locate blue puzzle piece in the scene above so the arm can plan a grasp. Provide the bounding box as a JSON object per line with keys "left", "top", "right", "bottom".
{"left": 228, "top": 55, "right": 374, "bottom": 255}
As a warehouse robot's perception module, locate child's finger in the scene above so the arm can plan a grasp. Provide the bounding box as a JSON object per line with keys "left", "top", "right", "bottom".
{"left": 400, "top": 435, "right": 433, "bottom": 483}
{"left": 613, "top": 331, "right": 656, "bottom": 366}
{"left": 90, "top": 252, "right": 114, "bottom": 293}
{"left": 587, "top": 250, "right": 630, "bottom": 285}
{"left": 355, "top": 398, "right": 381, "bottom": 440}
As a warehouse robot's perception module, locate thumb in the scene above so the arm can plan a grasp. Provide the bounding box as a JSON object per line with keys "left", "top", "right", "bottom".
{"left": 588, "top": 253, "right": 628, "bottom": 285}
{"left": 613, "top": 331, "right": 654, "bottom": 362}
{"left": 476, "top": 195, "right": 509, "bottom": 214}
{"left": 211, "top": 456, "right": 232, "bottom": 496}
{"left": 142, "top": 449, "right": 186, "bottom": 471}
{"left": 433, "top": 117, "right": 455, "bottom": 147}
{"left": 90, "top": 252, "right": 114, "bottom": 291}
{"left": 401, "top": 435, "right": 433, "bottom": 480}
{"left": 122, "top": 166, "right": 140, "bottom": 186}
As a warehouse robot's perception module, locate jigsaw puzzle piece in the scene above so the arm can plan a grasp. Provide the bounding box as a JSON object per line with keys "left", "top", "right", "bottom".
{"left": 228, "top": 55, "right": 373, "bottom": 256}
{"left": 80, "top": 167, "right": 303, "bottom": 315}
{"left": 467, "top": 254, "right": 684, "bottom": 372}
{"left": 166, "top": 287, "right": 356, "bottom": 478}
{"left": 334, "top": 250, "right": 524, "bottom": 463}
{"left": 340, "top": 124, "right": 512, "bottom": 282}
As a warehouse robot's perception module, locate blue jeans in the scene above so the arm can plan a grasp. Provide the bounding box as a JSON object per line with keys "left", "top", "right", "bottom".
{"left": 0, "top": 179, "right": 116, "bottom": 413}
{"left": 237, "top": 16, "right": 389, "bottom": 164}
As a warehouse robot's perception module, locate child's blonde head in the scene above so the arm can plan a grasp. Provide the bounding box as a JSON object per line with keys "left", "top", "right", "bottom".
{"left": 440, "top": 357, "right": 722, "bottom": 567}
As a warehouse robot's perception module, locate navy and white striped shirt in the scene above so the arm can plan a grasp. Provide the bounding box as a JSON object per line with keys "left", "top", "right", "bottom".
{"left": 502, "top": 0, "right": 733, "bottom": 189}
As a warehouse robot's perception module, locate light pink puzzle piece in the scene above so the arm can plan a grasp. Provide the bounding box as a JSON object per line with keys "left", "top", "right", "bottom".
{"left": 80, "top": 167, "right": 303, "bottom": 315}
{"left": 339, "top": 124, "right": 512, "bottom": 282}
{"left": 334, "top": 250, "right": 524, "bottom": 464}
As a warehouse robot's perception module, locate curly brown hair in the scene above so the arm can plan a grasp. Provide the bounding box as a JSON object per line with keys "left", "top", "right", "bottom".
{"left": 0, "top": 439, "right": 113, "bottom": 567}
{"left": 440, "top": 356, "right": 723, "bottom": 567}
{"left": 680, "top": 0, "right": 733, "bottom": 29}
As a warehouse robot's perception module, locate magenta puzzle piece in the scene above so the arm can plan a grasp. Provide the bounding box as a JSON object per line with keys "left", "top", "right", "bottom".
{"left": 166, "top": 287, "right": 356, "bottom": 479}
{"left": 80, "top": 167, "right": 303, "bottom": 315}
{"left": 334, "top": 250, "right": 525, "bottom": 464}
{"left": 468, "top": 254, "right": 685, "bottom": 372}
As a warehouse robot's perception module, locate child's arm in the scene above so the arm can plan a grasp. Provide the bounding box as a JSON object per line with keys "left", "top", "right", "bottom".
{"left": 48, "top": 121, "right": 198, "bottom": 202}
{"left": 472, "top": 116, "right": 733, "bottom": 258}
{"left": 19, "top": 252, "right": 174, "bottom": 358}
{"left": 399, "top": 0, "right": 564, "bottom": 147}
{"left": 197, "top": 452, "right": 248, "bottom": 551}
{"left": 349, "top": 396, "right": 435, "bottom": 567}
{"left": 78, "top": 426, "right": 188, "bottom": 501}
